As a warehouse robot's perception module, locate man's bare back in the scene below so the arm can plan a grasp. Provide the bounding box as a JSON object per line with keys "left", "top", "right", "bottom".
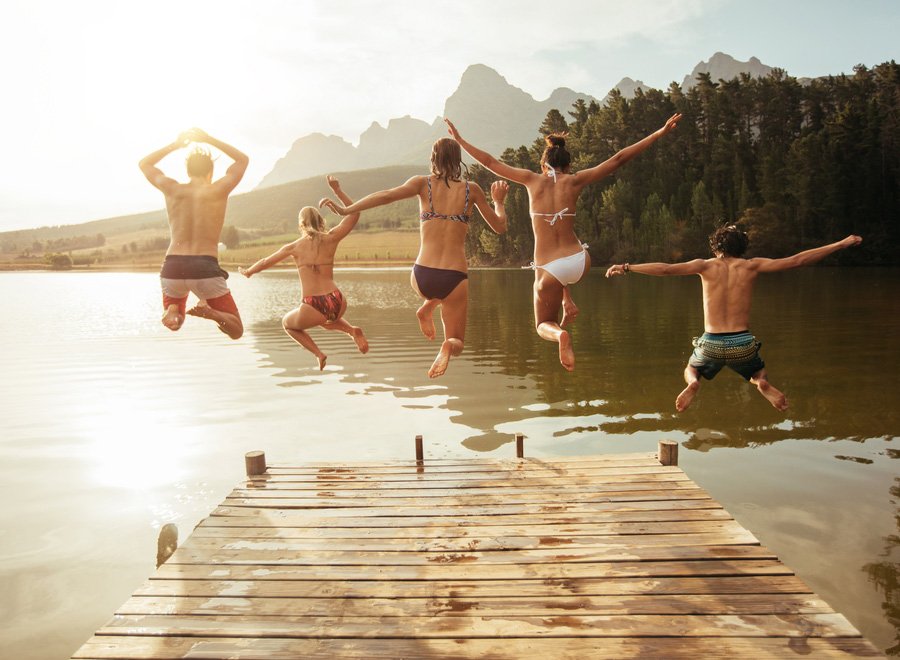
{"left": 162, "top": 181, "right": 232, "bottom": 257}
{"left": 697, "top": 258, "right": 760, "bottom": 333}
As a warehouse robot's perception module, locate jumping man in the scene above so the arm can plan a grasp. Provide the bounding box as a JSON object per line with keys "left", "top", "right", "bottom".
{"left": 606, "top": 226, "right": 862, "bottom": 411}
{"left": 139, "top": 128, "right": 249, "bottom": 339}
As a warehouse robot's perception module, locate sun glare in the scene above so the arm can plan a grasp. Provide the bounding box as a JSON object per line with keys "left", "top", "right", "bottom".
{"left": 83, "top": 394, "right": 194, "bottom": 491}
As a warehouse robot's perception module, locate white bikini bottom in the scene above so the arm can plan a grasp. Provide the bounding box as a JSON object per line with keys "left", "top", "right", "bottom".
{"left": 530, "top": 244, "right": 589, "bottom": 285}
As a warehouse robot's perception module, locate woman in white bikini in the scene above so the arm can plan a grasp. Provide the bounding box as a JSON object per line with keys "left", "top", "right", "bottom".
{"left": 318, "top": 138, "right": 508, "bottom": 378}
{"left": 239, "top": 176, "right": 368, "bottom": 371}
{"left": 445, "top": 114, "right": 681, "bottom": 371}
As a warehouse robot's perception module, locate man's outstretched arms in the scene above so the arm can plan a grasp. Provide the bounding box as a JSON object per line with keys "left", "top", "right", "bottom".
{"left": 752, "top": 235, "right": 862, "bottom": 273}
{"left": 606, "top": 258, "right": 709, "bottom": 278}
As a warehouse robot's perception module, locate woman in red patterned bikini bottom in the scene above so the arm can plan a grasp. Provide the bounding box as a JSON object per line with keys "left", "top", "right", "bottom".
{"left": 240, "top": 176, "right": 369, "bottom": 371}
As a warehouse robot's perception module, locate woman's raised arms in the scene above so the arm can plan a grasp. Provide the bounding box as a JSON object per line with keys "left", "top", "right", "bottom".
{"left": 444, "top": 118, "right": 538, "bottom": 186}
{"left": 470, "top": 180, "right": 509, "bottom": 234}
{"left": 573, "top": 113, "right": 681, "bottom": 189}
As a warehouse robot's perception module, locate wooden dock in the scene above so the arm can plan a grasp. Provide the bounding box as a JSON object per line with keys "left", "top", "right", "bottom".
{"left": 73, "top": 441, "right": 882, "bottom": 659}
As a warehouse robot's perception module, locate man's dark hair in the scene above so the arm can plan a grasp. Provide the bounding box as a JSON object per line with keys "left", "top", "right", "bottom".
{"left": 186, "top": 147, "right": 213, "bottom": 178}
{"left": 709, "top": 225, "right": 749, "bottom": 257}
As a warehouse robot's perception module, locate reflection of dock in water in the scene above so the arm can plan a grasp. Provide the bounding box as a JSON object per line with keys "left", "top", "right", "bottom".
{"left": 73, "top": 441, "right": 881, "bottom": 658}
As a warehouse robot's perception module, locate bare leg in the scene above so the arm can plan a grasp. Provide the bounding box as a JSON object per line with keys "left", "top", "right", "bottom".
{"left": 323, "top": 317, "right": 369, "bottom": 354}
{"left": 750, "top": 369, "right": 789, "bottom": 411}
{"left": 282, "top": 305, "right": 329, "bottom": 370}
{"left": 534, "top": 271, "right": 574, "bottom": 371}
{"left": 416, "top": 299, "right": 440, "bottom": 340}
{"left": 186, "top": 301, "right": 243, "bottom": 339}
{"left": 161, "top": 303, "right": 184, "bottom": 332}
{"left": 560, "top": 287, "right": 579, "bottom": 328}
{"left": 428, "top": 280, "right": 468, "bottom": 379}
{"left": 561, "top": 251, "right": 589, "bottom": 328}
{"left": 676, "top": 365, "right": 702, "bottom": 412}
{"left": 410, "top": 269, "right": 439, "bottom": 340}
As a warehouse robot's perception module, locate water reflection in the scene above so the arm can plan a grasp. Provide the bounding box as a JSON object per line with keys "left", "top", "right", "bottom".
{"left": 2, "top": 268, "right": 899, "bottom": 657}
{"left": 245, "top": 268, "right": 900, "bottom": 452}
{"left": 865, "top": 448, "right": 900, "bottom": 656}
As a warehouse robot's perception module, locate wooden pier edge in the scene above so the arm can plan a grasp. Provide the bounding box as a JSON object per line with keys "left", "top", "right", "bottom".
{"left": 72, "top": 446, "right": 883, "bottom": 659}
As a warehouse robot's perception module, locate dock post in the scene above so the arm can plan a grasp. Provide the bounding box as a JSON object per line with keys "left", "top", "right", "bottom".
{"left": 245, "top": 450, "right": 267, "bottom": 476}
{"left": 155, "top": 523, "right": 178, "bottom": 568}
{"left": 658, "top": 440, "right": 678, "bottom": 466}
{"left": 415, "top": 435, "right": 424, "bottom": 462}
{"left": 516, "top": 433, "right": 525, "bottom": 458}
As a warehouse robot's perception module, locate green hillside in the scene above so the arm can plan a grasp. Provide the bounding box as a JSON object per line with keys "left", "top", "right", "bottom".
{"left": 0, "top": 164, "right": 425, "bottom": 252}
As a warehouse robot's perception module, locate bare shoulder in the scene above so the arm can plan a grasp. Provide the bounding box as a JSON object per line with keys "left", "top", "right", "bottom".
{"left": 466, "top": 179, "right": 486, "bottom": 195}
{"left": 742, "top": 257, "right": 768, "bottom": 271}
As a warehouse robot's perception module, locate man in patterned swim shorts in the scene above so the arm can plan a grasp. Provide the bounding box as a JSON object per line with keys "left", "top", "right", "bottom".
{"left": 606, "top": 226, "right": 862, "bottom": 411}
{"left": 139, "top": 128, "right": 248, "bottom": 339}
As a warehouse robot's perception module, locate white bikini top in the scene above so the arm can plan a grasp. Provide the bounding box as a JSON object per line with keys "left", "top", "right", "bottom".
{"left": 531, "top": 166, "right": 575, "bottom": 226}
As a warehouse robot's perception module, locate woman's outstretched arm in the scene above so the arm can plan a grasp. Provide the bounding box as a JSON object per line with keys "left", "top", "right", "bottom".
{"left": 444, "top": 118, "right": 536, "bottom": 186}
{"left": 239, "top": 241, "right": 297, "bottom": 277}
{"left": 319, "top": 177, "right": 421, "bottom": 216}
{"left": 575, "top": 113, "right": 682, "bottom": 188}
{"left": 325, "top": 176, "right": 362, "bottom": 241}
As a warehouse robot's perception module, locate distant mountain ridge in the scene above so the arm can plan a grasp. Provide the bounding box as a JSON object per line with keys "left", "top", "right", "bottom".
{"left": 681, "top": 52, "right": 773, "bottom": 89}
{"left": 2, "top": 52, "right": 785, "bottom": 244}
{"left": 256, "top": 64, "right": 602, "bottom": 188}
{"left": 259, "top": 54, "right": 776, "bottom": 189}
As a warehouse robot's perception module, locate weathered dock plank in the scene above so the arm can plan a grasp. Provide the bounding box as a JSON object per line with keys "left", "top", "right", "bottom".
{"left": 72, "top": 448, "right": 882, "bottom": 659}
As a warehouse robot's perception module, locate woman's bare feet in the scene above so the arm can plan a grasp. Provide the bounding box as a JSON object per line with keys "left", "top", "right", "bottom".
{"left": 558, "top": 330, "right": 575, "bottom": 372}
{"left": 316, "top": 354, "right": 327, "bottom": 371}
{"left": 351, "top": 327, "right": 369, "bottom": 354}
{"left": 161, "top": 304, "right": 184, "bottom": 331}
{"left": 560, "top": 296, "right": 579, "bottom": 328}
{"left": 428, "top": 338, "right": 463, "bottom": 378}
{"left": 416, "top": 301, "right": 438, "bottom": 340}
{"left": 675, "top": 381, "right": 700, "bottom": 412}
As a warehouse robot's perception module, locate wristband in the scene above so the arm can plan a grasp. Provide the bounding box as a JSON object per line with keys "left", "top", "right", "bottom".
{"left": 623, "top": 263, "right": 630, "bottom": 273}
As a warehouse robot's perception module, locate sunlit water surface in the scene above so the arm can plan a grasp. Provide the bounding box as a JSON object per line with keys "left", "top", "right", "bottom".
{"left": 2, "top": 268, "right": 899, "bottom": 657}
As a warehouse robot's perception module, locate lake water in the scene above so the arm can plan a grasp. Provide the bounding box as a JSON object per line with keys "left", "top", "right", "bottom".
{"left": 2, "top": 267, "right": 899, "bottom": 658}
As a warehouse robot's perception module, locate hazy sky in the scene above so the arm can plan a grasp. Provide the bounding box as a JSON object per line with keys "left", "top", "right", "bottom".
{"left": 1, "top": 0, "right": 897, "bottom": 232}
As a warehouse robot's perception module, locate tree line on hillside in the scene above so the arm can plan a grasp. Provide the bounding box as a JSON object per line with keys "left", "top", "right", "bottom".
{"left": 3, "top": 232, "right": 106, "bottom": 255}
{"left": 464, "top": 61, "right": 899, "bottom": 266}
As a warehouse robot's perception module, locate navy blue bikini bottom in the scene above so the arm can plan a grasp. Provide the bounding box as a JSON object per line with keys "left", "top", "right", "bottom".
{"left": 413, "top": 264, "right": 467, "bottom": 300}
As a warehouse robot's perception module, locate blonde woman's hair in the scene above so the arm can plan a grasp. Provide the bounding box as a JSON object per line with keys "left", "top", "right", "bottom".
{"left": 430, "top": 137, "right": 467, "bottom": 187}
{"left": 298, "top": 206, "right": 327, "bottom": 238}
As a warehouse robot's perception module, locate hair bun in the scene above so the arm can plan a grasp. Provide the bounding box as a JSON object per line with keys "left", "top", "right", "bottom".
{"left": 545, "top": 133, "right": 567, "bottom": 148}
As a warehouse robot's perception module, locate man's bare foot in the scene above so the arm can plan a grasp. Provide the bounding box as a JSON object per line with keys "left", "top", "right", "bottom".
{"left": 351, "top": 327, "right": 369, "bottom": 354}
{"left": 187, "top": 301, "right": 242, "bottom": 339}
{"left": 416, "top": 302, "right": 436, "bottom": 340}
{"left": 676, "top": 381, "right": 700, "bottom": 412}
{"left": 428, "top": 340, "right": 454, "bottom": 378}
{"left": 757, "top": 379, "right": 789, "bottom": 411}
{"left": 187, "top": 301, "right": 223, "bottom": 322}
{"left": 558, "top": 330, "right": 575, "bottom": 372}
{"left": 561, "top": 298, "right": 579, "bottom": 328}
{"left": 317, "top": 354, "right": 327, "bottom": 371}
{"left": 161, "top": 305, "right": 184, "bottom": 331}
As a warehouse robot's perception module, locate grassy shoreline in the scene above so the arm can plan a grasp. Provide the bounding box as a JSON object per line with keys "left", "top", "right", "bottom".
{"left": 0, "top": 260, "right": 418, "bottom": 273}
